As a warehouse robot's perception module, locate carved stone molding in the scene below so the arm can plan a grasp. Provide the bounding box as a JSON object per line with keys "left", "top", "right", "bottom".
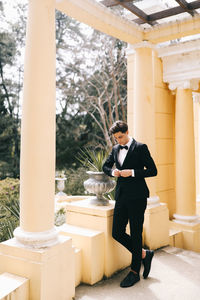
{"left": 126, "top": 41, "right": 156, "bottom": 56}
{"left": 168, "top": 79, "right": 199, "bottom": 91}
{"left": 193, "top": 92, "right": 200, "bottom": 104}
{"left": 173, "top": 213, "right": 200, "bottom": 225}
{"left": 14, "top": 227, "right": 59, "bottom": 249}
{"left": 157, "top": 39, "right": 200, "bottom": 91}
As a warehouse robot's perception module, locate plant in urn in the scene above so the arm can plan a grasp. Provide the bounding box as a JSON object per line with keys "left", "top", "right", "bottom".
{"left": 78, "top": 148, "right": 116, "bottom": 206}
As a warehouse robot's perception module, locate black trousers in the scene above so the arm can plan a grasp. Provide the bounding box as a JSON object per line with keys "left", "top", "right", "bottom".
{"left": 112, "top": 195, "right": 147, "bottom": 273}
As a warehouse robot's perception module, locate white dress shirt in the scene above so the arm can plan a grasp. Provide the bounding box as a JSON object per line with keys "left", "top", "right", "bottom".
{"left": 112, "top": 137, "right": 135, "bottom": 177}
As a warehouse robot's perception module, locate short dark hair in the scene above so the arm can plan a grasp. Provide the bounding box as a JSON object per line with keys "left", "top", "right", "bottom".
{"left": 109, "top": 121, "right": 128, "bottom": 135}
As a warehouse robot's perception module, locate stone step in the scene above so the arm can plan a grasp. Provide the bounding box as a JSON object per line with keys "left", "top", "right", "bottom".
{"left": 58, "top": 223, "right": 104, "bottom": 285}
{"left": 169, "top": 227, "right": 183, "bottom": 248}
{"left": 0, "top": 272, "right": 29, "bottom": 300}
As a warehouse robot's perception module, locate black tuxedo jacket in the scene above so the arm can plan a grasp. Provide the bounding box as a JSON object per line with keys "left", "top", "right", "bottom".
{"left": 103, "top": 139, "right": 157, "bottom": 200}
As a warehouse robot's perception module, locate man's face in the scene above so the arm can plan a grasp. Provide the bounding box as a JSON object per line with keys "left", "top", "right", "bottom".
{"left": 113, "top": 131, "right": 129, "bottom": 145}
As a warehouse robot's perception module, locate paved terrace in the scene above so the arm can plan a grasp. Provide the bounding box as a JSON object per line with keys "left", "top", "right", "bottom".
{"left": 75, "top": 246, "right": 200, "bottom": 300}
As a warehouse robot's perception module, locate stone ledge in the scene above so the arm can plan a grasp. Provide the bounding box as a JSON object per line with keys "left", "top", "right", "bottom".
{"left": 0, "top": 272, "right": 29, "bottom": 300}
{"left": 66, "top": 199, "right": 115, "bottom": 217}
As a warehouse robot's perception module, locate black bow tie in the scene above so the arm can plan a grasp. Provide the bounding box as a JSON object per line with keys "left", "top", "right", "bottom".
{"left": 120, "top": 145, "right": 128, "bottom": 150}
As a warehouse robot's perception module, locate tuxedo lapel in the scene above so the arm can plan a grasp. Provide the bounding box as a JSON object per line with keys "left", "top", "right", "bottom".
{"left": 114, "top": 144, "right": 121, "bottom": 169}
{"left": 121, "top": 139, "right": 136, "bottom": 167}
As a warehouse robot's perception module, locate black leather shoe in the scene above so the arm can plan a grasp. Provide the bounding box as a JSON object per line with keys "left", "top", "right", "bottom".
{"left": 120, "top": 271, "right": 140, "bottom": 288}
{"left": 143, "top": 250, "right": 154, "bottom": 279}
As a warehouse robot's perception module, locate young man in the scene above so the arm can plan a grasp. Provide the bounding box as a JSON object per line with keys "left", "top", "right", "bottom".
{"left": 103, "top": 120, "right": 157, "bottom": 288}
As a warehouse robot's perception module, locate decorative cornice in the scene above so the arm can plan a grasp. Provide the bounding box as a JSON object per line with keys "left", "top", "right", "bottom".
{"left": 193, "top": 92, "right": 200, "bottom": 104}
{"left": 157, "top": 39, "right": 200, "bottom": 91}
{"left": 157, "top": 39, "right": 200, "bottom": 58}
{"left": 169, "top": 79, "right": 199, "bottom": 91}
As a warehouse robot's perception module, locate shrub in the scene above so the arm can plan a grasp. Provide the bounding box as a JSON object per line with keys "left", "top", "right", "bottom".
{"left": 55, "top": 207, "right": 66, "bottom": 226}
{"left": 0, "top": 178, "right": 20, "bottom": 242}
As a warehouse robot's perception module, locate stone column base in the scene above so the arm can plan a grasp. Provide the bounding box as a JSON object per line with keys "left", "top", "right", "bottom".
{"left": 144, "top": 200, "right": 169, "bottom": 250}
{"left": 14, "top": 227, "right": 58, "bottom": 249}
{"left": 0, "top": 236, "right": 75, "bottom": 300}
{"left": 65, "top": 199, "right": 131, "bottom": 278}
{"left": 170, "top": 219, "right": 200, "bottom": 252}
{"left": 173, "top": 213, "right": 199, "bottom": 224}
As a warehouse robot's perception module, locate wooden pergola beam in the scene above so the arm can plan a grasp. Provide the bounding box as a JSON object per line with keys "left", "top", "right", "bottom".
{"left": 55, "top": 0, "right": 143, "bottom": 44}
{"left": 134, "top": 0, "right": 200, "bottom": 25}
{"left": 101, "top": 0, "right": 156, "bottom": 25}
{"left": 175, "top": 0, "right": 197, "bottom": 16}
{"left": 56, "top": 0, "right": 200, "bottom": 44}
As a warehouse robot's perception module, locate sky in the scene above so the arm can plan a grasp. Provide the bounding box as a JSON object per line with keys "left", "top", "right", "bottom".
{"left": 2, "top": 0, "right": 27, "bottom": 29}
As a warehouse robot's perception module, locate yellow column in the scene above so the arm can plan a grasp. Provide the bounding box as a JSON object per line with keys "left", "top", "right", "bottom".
{"left": 14, "top": 0, "right": 58, "bottom": 247}
{"left": 126, "top": 45, "right": 135, "bottom": 135}
{"left": 132, "top": 43, "right": 158, "bottom": 205}
{"left": 193, "top": 92, "right": 200, "bottom": 215}
{"left": 174, "top": 88, "right": 198, "bottom": 223}
{"left": 127, "top": 43, "right": 169, "bottom": 249}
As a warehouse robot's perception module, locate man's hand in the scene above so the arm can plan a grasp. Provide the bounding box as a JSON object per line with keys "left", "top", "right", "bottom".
{"left": 113, "top": 169, "right": 121, "bottom": 177}
{"left": 120, "top": 169, "right": 132, "bottom": 177}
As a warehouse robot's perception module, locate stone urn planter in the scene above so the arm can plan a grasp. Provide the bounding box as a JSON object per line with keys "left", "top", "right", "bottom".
{"left": 55, "top": 177, "right": 67, "bottom": 202}
{"left": 84, "top": 171, "right": 115, "bottom": 206}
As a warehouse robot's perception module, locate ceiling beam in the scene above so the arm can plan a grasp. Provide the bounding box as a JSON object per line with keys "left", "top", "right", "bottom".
{"left": 55, "top": 0, "right": 143, "bottom": 44}
{"left": 118, "top": 2, "right": 156, "bottom": 26}
{"left": 175, "top": 0, "right": 197, "bottom": 16}
{"left": 101, "top": 0, "right": 156, "bottom": 25}
{"left": 134, "top": 0, "right": 200, "bottom": 25}
{"left": 144, "top": 14, "right": 200, "bottom": 44}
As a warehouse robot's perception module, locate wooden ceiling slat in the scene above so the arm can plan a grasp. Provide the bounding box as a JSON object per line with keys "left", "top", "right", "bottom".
{"left": 101, "top": 0, "right": 200, "bottom": 26}
{"left": 120, "top": 2, "right": 149, "bottom": 22}
{"left": 134, "top": 1, "right": 200, "bottom": 24}
{"left": 175, "top": 0, "right": 197, "bottom": 16}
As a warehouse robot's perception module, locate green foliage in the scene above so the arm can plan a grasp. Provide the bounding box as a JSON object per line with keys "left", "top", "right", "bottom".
{"left": 0, "top": 3, "right": 127, "bottom": 178}
{"left": 56, "top": 115, "right": 90, "bottom": 170}
{"left": 55, "top": 207, "right": 66, "bottom": 227}
{"left": 104, "top": 186, "right": 116, "bottom": 201}
{"left": 0, "top": 6, "right": 21, "bottom": 179}
{"left": 0, "top": 178, "right": 20, "bottom": 241}
{"left": 57, "top": 167, "right": 87, "bottom": 196}
{"left": 77, "top": 148, "right": 108, "bottom": 172}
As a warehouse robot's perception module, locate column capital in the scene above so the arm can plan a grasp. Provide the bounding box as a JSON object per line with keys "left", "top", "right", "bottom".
{"left": 193, "top": 92, "right": 200, "bottom": 103}
{"left": 169, "top": 79, "right": 199, "bottom": 91}
{"left": 126, "top": 41, "right": 156, "bottom": 56}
